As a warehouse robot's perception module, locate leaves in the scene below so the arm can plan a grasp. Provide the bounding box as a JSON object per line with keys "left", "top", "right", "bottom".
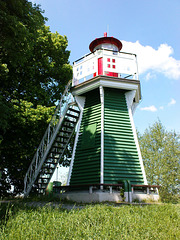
{"left": 0, "top": 0, "right": 72, "bottom": 196}
{"left": 0, "top": 100, "right": 55, "bottom": 196}
{"left": 138, "top": 120, "right": 180, "bottom": 202}
{"left": 0, "top": 0, "right": 72, "bottom": 106}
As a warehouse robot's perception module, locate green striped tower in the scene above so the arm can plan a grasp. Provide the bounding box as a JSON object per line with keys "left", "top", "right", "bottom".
{"left": 67, "top": 34, "right": 147, "bottom": 201}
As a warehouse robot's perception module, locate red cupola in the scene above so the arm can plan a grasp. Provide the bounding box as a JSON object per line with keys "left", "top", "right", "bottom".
{"left": 89, "top": 32, "right": 123, "bottom": 52}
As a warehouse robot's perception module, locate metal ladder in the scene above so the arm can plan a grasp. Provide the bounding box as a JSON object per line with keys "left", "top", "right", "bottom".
{"left": 24, "top": 80, "right": 80, "bottom": 197}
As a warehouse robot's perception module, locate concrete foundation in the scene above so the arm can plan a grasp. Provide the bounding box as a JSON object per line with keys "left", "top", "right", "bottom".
{"left": 57, "top": 189, "right": 160, "bottom": 203}
{"left": 59, "top": 190, "right": 123, "bottom": 203}
{"left": 132, "top": 192, "right": 160, "bottom": 202}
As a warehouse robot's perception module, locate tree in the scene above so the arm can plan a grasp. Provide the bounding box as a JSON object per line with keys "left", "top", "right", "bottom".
{"left": 0, "top": 0, "right": 72, "bottom": 196}
{"left": 0, "top": 0, "right": 72, "bottom": 107}
{"left": 0, "top": 100, "right": 55, "bottom": 196}
{"left": 138, "top": 120, "right": 180, "bottom": 202}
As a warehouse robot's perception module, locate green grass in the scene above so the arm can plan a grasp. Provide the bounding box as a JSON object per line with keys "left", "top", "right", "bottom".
{"left": 0, "top": 203, "right": 179, "bottom": 240}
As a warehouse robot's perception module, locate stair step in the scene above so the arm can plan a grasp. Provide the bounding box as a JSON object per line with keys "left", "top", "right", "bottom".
{"left": 38, "top": 186, "right": 46, "bottom": 189}
{"left": 40, "top": 173, "right": 53, "bottom": 177}
{"left": 68, "top": 107, "right": 80, "bottom": 114}
{"left": 39, "top": 175, "right": 51, "bottom": 179}
{"left": 48, "top": 153, "right": 59, "bottom": 156}
{"left": 57, "top": 135, "right": 69, "bottom": 139}
{"left": 47, "top": 155, "right": 59, "bottom": 160}
{"left": 41, "top": 172, "right": 54, "bottom": 177}
{"left": 61, "top": 129, "right": 73, "bottom": 133}
{"left": 54, "top": 139, "right": 67, "bottom": 144}
{"left": 38, "top": 182, "right": 47, "bottom": 186}
{"left": 64, "top": 118, "right": 77, "bottom": 124}
{"left": 38, "top": 180, "right": 49, "bottom": 184}
{"left": 44, "top": 162, "right": 57, "bottom": 168}
{"left": 51, "top": 145, "right": 64, "bottom": 149}
{"left": 50, "top": 151, "right": 62, "bottom": 154}
{"left": 66, "top": 113, "right": 79, "bottom": 119}
{"left": 38, "top": 180, "right": 50, "bottom": 183}
{"left": 39, "top": 177, "right": 51, "bottom": 180}
{"left": 62, "top": 124, "right": 74, "bottom": 129}
{"left": 44, "top": 162, "right": 56, "bottom": 166}
{"left": 51, "top": 146, "right": 64, "bottom": 150}
{"left": 44, "top": 164, "right": 56, "bottom": 167}
{"left": 50, "top": 150, "right": 63, "bottom": 155}
{"left": 61, "top": 130, "right": 72, "bottom": 134}
{"left": 46, "top": 160, "right": 58, "bottom": 164}
{"left": 46, "top": 161, "right": 58, "bottom": 165}
{"left": 38, "top": 186, "right": 47, "bottom": 190}
{"left": 43, "top": 166, "right": 56, "bottom": 169}
{"left": 38, "top": 189, "right": 45, "bottom": 193}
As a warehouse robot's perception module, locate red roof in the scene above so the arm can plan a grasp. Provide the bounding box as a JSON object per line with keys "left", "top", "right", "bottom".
{"left": 89, "top": 36, "right": 123, "bottom": 52}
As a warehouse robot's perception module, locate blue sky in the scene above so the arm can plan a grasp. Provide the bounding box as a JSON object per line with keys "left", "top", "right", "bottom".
{"left": 33, "top": 0, "right": 180, "bottom": 134}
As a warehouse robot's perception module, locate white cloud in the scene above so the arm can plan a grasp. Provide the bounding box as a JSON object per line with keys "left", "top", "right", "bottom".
{"left": 140, "top": 105, "right": 158, "bottom": 112}
{"left": 144, "top": 72, "right": 156, "bottom": 81}
{"left": 159, "top": 106, "right": 164, "bottom": 110}
{"left": 122, "top": 41, "right": 180, "bottom": 80}
{"left": 168, "top": 98, "right": 176, "bottom": 106}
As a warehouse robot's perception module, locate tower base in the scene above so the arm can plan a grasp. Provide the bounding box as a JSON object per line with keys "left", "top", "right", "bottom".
{"left": 55, "top": 188, "right": 160, "bottom": 203}
{"left": 58, "top": 190, "right": 123, "bottom": 203}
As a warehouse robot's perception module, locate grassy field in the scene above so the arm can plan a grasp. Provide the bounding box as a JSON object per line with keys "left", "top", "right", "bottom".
{"left": 0, "top": 202, "right": 179, "bottom": 240}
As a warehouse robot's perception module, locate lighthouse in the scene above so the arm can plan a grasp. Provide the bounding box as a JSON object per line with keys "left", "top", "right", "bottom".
{"left": 59, "top": 33, "right": 159, "bottom": 202}
{"left": 24, "top": 33, "right": 160, "bottom": 202}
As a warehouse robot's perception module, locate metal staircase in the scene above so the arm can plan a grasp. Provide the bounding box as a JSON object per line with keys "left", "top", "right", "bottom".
{"left": 24, "top": 80, "right": 80, "bottom": 197}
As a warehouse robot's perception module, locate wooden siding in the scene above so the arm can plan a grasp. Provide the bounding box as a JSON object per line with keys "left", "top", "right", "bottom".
{"left": 104, "top": 87, "right": 144, "bottom": 184}
{"left": 69, "top": 89, "right": 101, "bottom": 185}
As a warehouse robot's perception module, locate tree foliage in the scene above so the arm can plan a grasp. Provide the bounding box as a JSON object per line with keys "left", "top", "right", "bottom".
{"left": 0, "top": 100, "right": 55, "bottom": 196}
{"left": 0, "top": 0, "right": 72, "bottom": 196}
{"left": 138, "top": 120, "right": 180, "bottom": 202}
{"left": 0, "top": 0, "right": 72, "bottom": 107}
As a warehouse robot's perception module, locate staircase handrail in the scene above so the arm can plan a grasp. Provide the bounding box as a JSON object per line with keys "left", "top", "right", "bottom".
{"left": 24, "top": 80, "right": 74, "bottom": 196}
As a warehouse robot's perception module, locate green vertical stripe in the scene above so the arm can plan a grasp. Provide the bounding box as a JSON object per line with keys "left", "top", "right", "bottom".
{"left": 70, "top": 89, "right": 101, "bottom": 185}
{"left": 104, "top": 88, "right": 144, "bottom": 184}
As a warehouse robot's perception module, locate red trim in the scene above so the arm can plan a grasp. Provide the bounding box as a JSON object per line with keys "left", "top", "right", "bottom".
{"left": 98, "top": 57, "right": 103, "bottom": 75}
{"left": 105, "top": 72, "right": 118, "bottom": 77}
{"left": 89, "top": 36, "right": 122, "bottom": 52}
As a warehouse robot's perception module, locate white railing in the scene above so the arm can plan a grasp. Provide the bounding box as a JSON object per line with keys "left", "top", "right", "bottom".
{"left": 73, "top": 49, "right": 139, "bottom": 86}
{"left": 24, "top": 80, "right": 75, "bottom": 196}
